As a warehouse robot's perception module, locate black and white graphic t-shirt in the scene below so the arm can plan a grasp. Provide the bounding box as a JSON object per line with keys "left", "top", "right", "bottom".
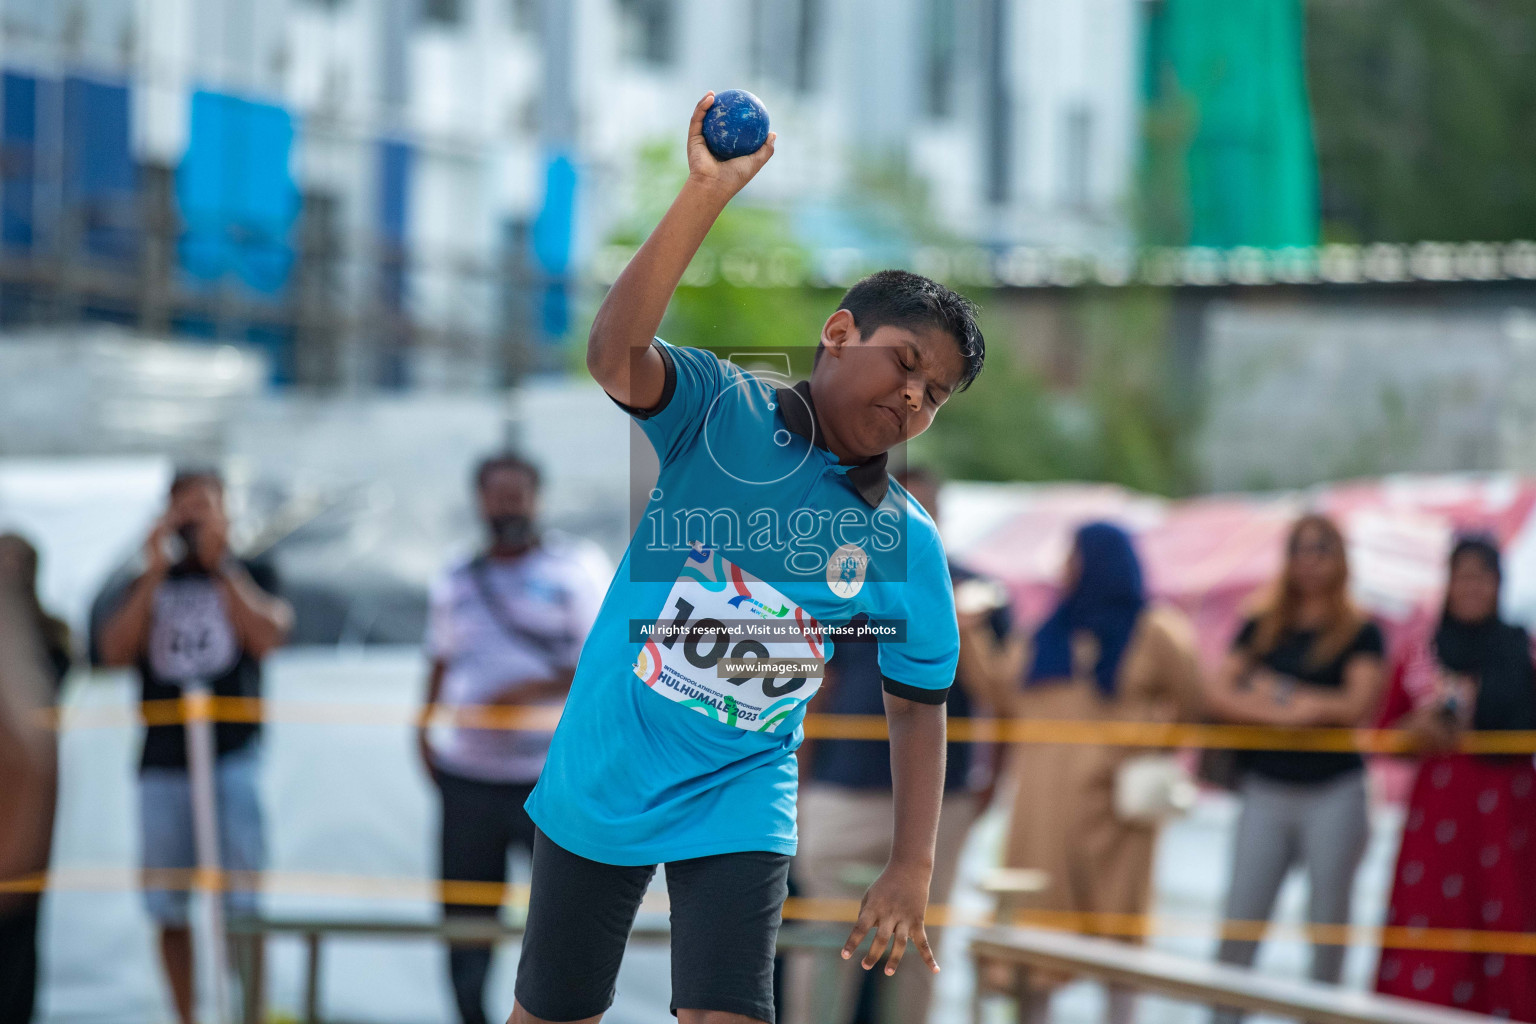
{"left": 136, "top": 560, "right": 279, "bottom": 771}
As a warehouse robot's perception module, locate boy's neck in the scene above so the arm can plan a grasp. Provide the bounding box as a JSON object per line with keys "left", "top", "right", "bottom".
{"left": 806, "top": 381, "right": 873, "bottom": 465}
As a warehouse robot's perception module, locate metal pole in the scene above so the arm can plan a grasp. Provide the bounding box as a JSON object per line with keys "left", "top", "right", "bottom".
{"left": 304, "top": 932, "right": 322, "bottom": 1024}
{"left": 184, "top": 679, "right": 232, "bottom": 1024}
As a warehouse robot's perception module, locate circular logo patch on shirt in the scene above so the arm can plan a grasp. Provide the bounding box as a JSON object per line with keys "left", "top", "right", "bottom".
{"left": 826, "top": 542, "right": 869, "bottom": 599}
{"left": 147, "top": 578, "right": 240, "bottom": 685}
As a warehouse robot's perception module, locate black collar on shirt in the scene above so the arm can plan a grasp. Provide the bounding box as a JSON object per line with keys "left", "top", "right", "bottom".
{"left": 773, "top": 379, "right": 890, "bottom": 508}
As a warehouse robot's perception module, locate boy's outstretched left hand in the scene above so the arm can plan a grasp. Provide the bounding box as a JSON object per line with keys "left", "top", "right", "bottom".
{"left": 840, "top": 860, "right": 940, "bottom": 977}
{"left": 685, "top": 91, "right": 776, "bottom": 199}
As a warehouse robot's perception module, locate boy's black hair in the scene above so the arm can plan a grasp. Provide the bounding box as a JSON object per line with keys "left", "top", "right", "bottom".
{"left": 474, "top": 451, "right": 543, "bottom": 492}
{"left": 169, "top": 466, "right": 224, "bottom": 497}
{"left": 815, "top": 270, "right": 985, "bottom": 391}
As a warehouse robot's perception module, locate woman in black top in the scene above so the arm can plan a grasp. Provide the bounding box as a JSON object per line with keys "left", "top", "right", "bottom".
{"left": 1374, "top": 537, "right": 1536, "bottom": 1020}
{"left": 1200, "top": 514, "right": 1386, "bottom": 1020}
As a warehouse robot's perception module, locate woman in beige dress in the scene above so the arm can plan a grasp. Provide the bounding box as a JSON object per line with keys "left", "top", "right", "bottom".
{"left": 987, "top": 522, "right": 1202, "bottom": 1024}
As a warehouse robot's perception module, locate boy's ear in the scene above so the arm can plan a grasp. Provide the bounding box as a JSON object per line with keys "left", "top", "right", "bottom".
{"left": 820, "top": 309, "right": 858, "bottom": 356}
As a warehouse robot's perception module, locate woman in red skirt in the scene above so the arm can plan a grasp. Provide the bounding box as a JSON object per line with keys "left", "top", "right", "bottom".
{"left": 1375, "top": 536, "right": 1536, "bottom": 1021}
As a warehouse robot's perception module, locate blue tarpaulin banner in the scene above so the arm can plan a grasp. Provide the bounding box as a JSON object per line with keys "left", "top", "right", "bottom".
{"left": 1, "top": 72, "right": 38, "bottom": 250}
{"left": 377, "top": 138, "right": 412, "bottom": 314}
{"left": 177, "top": 89, "right": 299, "bottom": 294}
{"left": 532, "top": 151, "right": 576, "bottom": 341}
{"left": 2, "top": 72, "right": 137, "bottom": 260}
{"left": 64, "top": 76, "right": 136, "bottom": 260}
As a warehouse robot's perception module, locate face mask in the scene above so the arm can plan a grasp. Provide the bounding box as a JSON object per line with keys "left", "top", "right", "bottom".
{"left": 489, "top": 513, "right": 535, "bottom": 550}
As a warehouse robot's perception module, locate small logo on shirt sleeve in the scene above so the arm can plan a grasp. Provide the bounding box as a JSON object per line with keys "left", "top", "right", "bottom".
{"left": 826, "top": 543, "right": 869, "bottom": 599}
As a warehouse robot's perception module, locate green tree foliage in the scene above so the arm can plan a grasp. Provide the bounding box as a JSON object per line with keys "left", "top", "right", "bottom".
{"left": 601, "top": 141, "right": 830, "bottom": 365}
{"left": 1135, "top": 72, "right": 1198, "bottom": 248}
{"left": 907, "top": 318, "right": 1081, "bottom": 483}
{"left": 1308, "top": 0, "right": 1536, "bottom": 242}
{"left": 599, "top": 143, "right": 1192, "bottom": 494}
{"left": 914, "top": 288, "right": 1194, "bottom": 495}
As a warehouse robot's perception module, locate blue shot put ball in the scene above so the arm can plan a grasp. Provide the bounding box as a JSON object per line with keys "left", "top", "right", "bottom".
{"left": 702, "top": 90, "right": 770, "bottom": 161}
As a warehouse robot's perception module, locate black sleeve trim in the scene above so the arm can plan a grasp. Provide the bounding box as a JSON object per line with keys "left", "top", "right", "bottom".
{"left": 606, "top": 339, "right": 677, "bottom": 420}
{"left": 881, "top": 675, "right": 951, "bottom": 705}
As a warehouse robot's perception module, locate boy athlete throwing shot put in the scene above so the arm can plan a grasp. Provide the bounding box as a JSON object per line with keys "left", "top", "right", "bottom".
{"left": 511, "top": 93, "right": 985, "bottom": 1024}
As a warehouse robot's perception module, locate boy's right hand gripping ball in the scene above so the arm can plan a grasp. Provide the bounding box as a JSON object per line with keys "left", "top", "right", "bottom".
{"left": 702, "top": 90, "right": 771, "bottom": 161}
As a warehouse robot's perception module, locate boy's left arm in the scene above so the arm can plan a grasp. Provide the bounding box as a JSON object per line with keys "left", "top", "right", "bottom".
{"left": 839, "top": 691, "right": 946, "bottom": 977}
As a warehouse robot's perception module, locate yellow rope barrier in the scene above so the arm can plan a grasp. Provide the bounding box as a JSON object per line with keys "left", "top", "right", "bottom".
{"left": 39, "top": 698, "right": 1536, "bottom": 754}
{"left": 25, "top": 700, "right": 1535, "bottom": 959}
{"left": 5, "top": 867, "right": 1532, "bottom": 957}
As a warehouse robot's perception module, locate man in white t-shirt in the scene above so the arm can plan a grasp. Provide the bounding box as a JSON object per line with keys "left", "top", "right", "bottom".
{"left": 417, "top": 453, "right": 610, "bottom": 1024}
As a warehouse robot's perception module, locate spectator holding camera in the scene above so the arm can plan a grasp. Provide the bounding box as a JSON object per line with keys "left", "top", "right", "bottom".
{"left": 1374, "top": 536, "right": 1536, "bottom": 1020}
{"left": 97, "top": 468, "right": 292, "bottom": 1024}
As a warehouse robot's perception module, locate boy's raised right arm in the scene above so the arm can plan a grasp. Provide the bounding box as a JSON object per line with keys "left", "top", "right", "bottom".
{"left": 586, "top": 92, "right": 776, "bottom": 409}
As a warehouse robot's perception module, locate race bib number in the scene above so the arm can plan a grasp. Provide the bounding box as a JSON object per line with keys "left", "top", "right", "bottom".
{"left": 633, "top": 544, "right": 824, "bottom": 733}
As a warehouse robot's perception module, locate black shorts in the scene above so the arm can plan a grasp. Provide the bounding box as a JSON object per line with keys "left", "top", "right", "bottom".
{"left": 513, "top": 828, "right": 790, "bottom": 1023}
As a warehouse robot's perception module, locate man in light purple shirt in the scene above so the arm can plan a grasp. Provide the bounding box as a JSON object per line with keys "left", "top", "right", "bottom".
{"left": 417, "top": 453, "right": 609, "bottom": 1024}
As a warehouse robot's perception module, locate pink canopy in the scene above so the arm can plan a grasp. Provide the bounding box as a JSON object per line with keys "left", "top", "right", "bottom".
{"left": 952, "top": 475, "right": 1536, "bottom": 674}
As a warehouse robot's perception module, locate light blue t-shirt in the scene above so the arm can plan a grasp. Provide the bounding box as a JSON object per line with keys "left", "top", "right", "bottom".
{"left": 524, "top": 339, "right": 960, "bottom": 865}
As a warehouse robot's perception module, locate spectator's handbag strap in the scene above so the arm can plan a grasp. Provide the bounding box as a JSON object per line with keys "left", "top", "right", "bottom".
{"left": 468, "top": 555, "right": 574, "bottom": 663}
